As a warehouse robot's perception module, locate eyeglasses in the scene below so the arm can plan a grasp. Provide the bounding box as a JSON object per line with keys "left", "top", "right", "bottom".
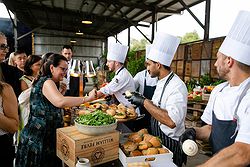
{"left": 0, "top": 44, "right": 9, "bottom": 51}
{"left": 58, "top": 66, "right": 68, "bottom": 72}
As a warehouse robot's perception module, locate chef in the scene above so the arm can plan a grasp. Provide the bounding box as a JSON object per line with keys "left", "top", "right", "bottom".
{"left": 95, "top": 43, "right": 135, "bottom": 107}
{"left": 133, "top": 45, "right": 158, "bottom": 132}
{"left": 180, "top": 10, "right": 250, "bottom": 167}
{"left": 127, "top": 32, "right": 188, "bottom": 167}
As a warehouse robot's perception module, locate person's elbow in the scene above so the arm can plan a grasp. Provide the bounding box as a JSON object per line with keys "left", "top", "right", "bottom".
{"left": 9, "top": 119, "right": 19, "bottom": 133}
{"left": 53, "top": 100, "right": 66, "bottom": 108}
{"left": 168, "top": 122, "right": 176, "bottom": 129}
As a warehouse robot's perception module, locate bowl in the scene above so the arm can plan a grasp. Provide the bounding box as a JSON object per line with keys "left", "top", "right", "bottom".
{"left": 74, "top": 120, "right": 117, "bottom": 135}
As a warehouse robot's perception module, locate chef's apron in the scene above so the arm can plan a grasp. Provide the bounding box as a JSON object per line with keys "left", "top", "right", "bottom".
{"left": 150, "top": 72, "right": 185, "bottom": 167}
{"left": 209, "top": 81, "right": 250, "bottom": 157}
{"left": 135, "top": 71, "right": 156, "bottom": 132}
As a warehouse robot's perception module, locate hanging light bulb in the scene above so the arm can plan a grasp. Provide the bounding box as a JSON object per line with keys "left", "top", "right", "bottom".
{"left": 70, "top": 60, "right": 81, "bottom": 77}
{"left": 85, "top": 60, "right": 96, "bottom": 77}
{"left": 76, "top": 30, "right": 84, "bottom": 35}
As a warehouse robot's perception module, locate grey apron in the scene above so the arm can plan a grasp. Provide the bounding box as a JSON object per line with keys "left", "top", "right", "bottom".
{"left": 210, "top": 80, "right": 250, "bottom": 157}
{"left": 150, "top": 72, "right": 185, "bottom": 167}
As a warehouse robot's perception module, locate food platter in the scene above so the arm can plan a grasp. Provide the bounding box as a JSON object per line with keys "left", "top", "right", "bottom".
{"left": 78, "top": 102, "right": 138, "bottom": 122}
{"left": 116, "top": 114, "right": 138, "bottom": 122}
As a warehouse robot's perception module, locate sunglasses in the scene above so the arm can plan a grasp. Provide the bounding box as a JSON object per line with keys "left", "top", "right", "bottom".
{"left": 0, "top": 44, "right": 9, "bottom": 50}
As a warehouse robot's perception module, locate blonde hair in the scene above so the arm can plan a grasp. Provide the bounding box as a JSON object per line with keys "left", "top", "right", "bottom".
{"left": 8, "top": 52, "right": 16, "bottom": 66}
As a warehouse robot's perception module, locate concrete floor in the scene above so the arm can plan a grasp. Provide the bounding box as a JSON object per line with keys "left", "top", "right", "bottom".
{"left": 184, "top": 151, "right": 211, "bottom": 167}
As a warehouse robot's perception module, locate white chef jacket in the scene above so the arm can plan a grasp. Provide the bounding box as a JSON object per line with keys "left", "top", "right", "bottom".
{"left": 133, "top": 69, "right": 158, "bottom": 94}
{"left": 201, "top": 77, "right": 250, "bottom": 144}
{"left": 151, "top": 73, "right": 188, "bottom": 141}
{"left": 100, "top": 67, "right": 135, "bottom": 107}
{"left": 65, "top": 59, "right": 72, "bottom": 90}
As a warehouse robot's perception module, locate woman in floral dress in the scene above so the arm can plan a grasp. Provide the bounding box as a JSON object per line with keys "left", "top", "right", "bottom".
{"left": 16, "top": 54, "right": 96, "bottom": 167}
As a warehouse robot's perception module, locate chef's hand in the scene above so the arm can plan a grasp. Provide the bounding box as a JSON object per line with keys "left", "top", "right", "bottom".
{"left": 179, "top": 128, "right": 196, "bottom": 144}
{"left": 125, "top": 92, "right": 145, "bottom": 106}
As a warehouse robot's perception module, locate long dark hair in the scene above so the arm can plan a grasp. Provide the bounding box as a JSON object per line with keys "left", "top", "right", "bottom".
{"left": 40, "top": 53, "right": 67, "bottom": 77}
{"left": 33, "top": 54, "right": 67, "bottom": 85}
{"left": 23, "top": 55, "right": 42, "bottom": 76}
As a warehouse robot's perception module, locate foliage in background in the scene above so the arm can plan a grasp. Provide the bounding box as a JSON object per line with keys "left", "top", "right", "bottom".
{"left": 199, "top": 73, "right": 212, "bottom": 88}
{"left": 130, "top": 38, "right": 149, "bottom": 51}
{"left": 181, "top": 30, "right": 201, "bottom": 43}
{"left": 126, "top": 50, "right": 146, "bottom": 76}
{"left": 186, "top": 78, "right": 200, "bottom": 92}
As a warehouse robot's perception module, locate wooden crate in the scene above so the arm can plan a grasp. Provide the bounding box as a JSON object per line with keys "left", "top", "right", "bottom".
{"left": 56, "top": 126, "right": 119, "bottom": 167}
{"left": 191, "top": 61, "right": 200, "bottom": 77}
{"left": 177, "top": 61, "right": 184, "bottom": 75}
{"left": 171, "top": 61, "right": 177, "bottom": 73}
{"left": 185, "top": 61, "right": 192, "bottom": 76}
{"left": 191, "top": 43, "right": 202, "bottom": 60}
{"left": 201, "top": 42, "right": 212, "bottom": 59}
{"left": 177, "top": 45, "right": 185, "bottom": 59}
{"left": 212, "top": 38, "right": 224, "bottom": 59}
{"left": 210, "top": 60, "right": 218, "bottom": 78}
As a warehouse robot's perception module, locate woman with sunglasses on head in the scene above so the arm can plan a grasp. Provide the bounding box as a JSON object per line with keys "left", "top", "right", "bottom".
{"left": 15, "top": 54, "right": 96, "bottom": 167}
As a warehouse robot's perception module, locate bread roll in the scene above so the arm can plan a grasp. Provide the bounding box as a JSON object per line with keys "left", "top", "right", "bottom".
{"left": 127, "top": 107, "right": 137, "bottom": 117}
{"left": 113, "top": 112, "right": 126, "bottom": 119}
{"left": 145, "top": 148, "right": 158, "bottom": 155}
{"left": 122, "top": 141, "right": 138, "bottom": 152}
{"left": 138, "top": 141, "right": 152, "bottom": 150}
{"left": 106, "top": 109, "right": 116, "bottom": 116}
{"left": 109, "top": 104, "right": 117, "bottom": 110}
{"left": 137, "top": 129, "right": 148, "bottom": 136}
{"left": 128, "top": 133, "right": 143, "bottom": 143}
{"left": 129, "top": 150, "right": 143, "bottom": 157}
{"left": 143, "top": 134, "right": 154, "bottom": 142}
{"left": 93, "top": 103, "right": 101, "bottom": 109}
{"left": 118, "top": 103, "right": 126, "bottom": 111}
{"left": 157, "top": 148, "right": 169, "bottom": 154}
{"left": 101, "top": 104, "right": 108, "bottom": 111}
{"left": 149, "top": 137, "right": 161, "bottom": 148}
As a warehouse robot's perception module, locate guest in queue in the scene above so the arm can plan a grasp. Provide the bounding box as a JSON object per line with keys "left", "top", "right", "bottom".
{"left": 15, "top": 54, "right": 96, "bottom": 167}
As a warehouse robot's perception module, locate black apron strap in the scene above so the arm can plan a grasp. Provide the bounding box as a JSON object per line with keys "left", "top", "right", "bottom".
{"left": 115, "top": 66, "right": 124, "bottom": 75}
{"left": 150, "top": 72, "right": 185, "bottom": 166}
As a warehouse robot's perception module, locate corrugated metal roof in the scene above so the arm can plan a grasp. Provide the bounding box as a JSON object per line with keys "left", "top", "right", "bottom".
{"left": 2, "top": 0, "right": 205, "bottom": 37}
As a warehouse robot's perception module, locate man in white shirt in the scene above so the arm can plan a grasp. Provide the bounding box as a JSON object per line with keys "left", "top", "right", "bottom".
{"left": 180, "top": 11, "right": 250, "bottom": 167}
{"left": 127, "top": 32, "right": 188, "bottom": 167}
{"left": 95, "top": 43, "right": 135, "bottom": 107}
{"left": 133, "top": 45, "right": 158, "bottom": 132}
{"left": 61, "top": 45, "right": 83, "bottom": 96}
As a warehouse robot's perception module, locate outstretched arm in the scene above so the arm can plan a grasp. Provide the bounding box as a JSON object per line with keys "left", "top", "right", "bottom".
{"left": 197, "top": 142, "right": 250, "bottom": 167}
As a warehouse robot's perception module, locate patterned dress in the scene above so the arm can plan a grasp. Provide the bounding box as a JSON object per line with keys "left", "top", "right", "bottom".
{"left": 16, "top": 76, "right": 63, "bottom": 167}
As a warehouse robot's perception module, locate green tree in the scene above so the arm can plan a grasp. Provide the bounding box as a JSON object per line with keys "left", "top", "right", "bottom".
{"left": 181, "top": 30, "right": 200, "bottom": 43}
{"left": 130, "top": 38, "right": 149, "bottom": 51}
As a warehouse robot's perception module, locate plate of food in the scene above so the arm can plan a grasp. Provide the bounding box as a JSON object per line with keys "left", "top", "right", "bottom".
{"left": 105, "top": 103, "right": 138, "bottom": 122}
{"left": 80, "top": 102, "right": 138, "bottom": 122}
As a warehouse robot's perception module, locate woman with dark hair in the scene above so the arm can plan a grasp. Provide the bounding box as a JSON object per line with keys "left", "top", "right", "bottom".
{"left": 15, "top": 54, "right": 96, "bottom": 167}
{"left": 20, "top": 55, "right": 42, "bottom": 91}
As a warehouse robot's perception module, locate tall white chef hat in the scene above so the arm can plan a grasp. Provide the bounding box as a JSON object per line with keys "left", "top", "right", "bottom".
{"left": 145, "top": 45, "right": 151, "bottom": 58}
{"left": 147, "top": 32, "right": 180, "bottom": 66}
{"left": 219, "top": 10, "right": 250, "bottom": 66}
{"left": 107, "top": 43, "right": 129, "bottom": 63}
